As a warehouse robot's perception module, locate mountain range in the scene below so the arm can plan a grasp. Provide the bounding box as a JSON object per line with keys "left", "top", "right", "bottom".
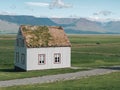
{"left": 0, "top": 15, "right": 120, "bottom": 34}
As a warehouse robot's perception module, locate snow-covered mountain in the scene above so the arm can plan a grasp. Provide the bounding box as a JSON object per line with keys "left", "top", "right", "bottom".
{"left": 0, "top": 15, "right": 120, "bottom": 34}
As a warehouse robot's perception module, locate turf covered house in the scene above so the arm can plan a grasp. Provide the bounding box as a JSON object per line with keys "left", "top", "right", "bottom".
{"left": 15, "top": 25, "right": 71, "bottom": 71}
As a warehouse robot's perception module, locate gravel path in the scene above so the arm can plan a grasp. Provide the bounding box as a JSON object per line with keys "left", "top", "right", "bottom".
{"left": 0, "top": 68, "right": 119, "bottom": 87}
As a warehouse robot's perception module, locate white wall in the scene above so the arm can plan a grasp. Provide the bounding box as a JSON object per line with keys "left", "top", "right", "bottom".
{"left": 26, "top": 47, "right": 71, "bottom": 71}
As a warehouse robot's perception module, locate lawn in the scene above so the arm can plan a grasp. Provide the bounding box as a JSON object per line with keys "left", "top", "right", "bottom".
{"left": 69, "top": 35, "right": 120, "bottom": 67}
{"left": 0, "top": 34, "right": 120, "bottom": 81}
{"left": 0, "top": 72, "right": 120, "bottom": 90}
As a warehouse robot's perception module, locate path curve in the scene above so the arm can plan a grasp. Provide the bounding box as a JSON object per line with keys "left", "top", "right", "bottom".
{"left": 0, "top": 68, "right": 119, "bottom": 87}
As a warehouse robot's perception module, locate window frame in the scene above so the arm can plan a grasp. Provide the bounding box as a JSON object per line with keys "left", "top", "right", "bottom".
{"left": 19, "top": 38, "right": 21, "bottom": 47}
{"left": 16, "top": 38, "right": 25, "bottom": 47}
{"left": 18, "top": 30, "right": 22, "bottom": 35}
{"left": 54, "top": 53, "right": 61, "bottom": 64}
{"left": 16, "top": 38, "right": 19, "bottom": 46}
{"left": 16, "top": 52, "right": 19, "bottom": 63}
{"left": 38, "top": 54, "right": 46, "bottom": 65}
{"left": 21, "top": 53, "right": 25, "bottom": 65}
{"left": 21, "top": 39, "right": 24, "bottom": 47}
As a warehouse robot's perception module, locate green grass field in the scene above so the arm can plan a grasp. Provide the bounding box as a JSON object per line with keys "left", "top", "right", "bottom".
{"left": 0, "top": 35, "right": 120, "bottom": 81}
{"left": 0, "top": 72, "right": 120, "bottom": 90}
{"left": 69, "top": 35, "right": 120, "bottom": 67}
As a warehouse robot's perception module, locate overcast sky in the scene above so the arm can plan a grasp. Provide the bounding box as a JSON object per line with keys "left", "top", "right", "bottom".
{"left": 0, "top": 0, "right": 120, "bottom": 19}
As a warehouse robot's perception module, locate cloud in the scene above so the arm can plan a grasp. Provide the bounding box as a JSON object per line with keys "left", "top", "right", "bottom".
{"left": 25, "top": 2, "right": 49, "bottom": 7}
{"left": 25, "top": 0, "right": 72, "bottom": 9}
{"left": 0, "top": 11, "right": 16, "bottom": 15}
{"left": 49, "top": 0, "right": 72, "bottom": 9}
{"left": 93, "top": 10, "right": 113, "bottom": 16}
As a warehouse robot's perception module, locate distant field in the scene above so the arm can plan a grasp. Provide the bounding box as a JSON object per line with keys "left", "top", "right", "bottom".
{"left": 0, "top": 72, "right": 120, "bottom": 90}
{"left": 0, "top": 34, "right": 120, "bottom": 80}
{"left": 0, "top": 35, "right": 15, "bottom": 67}
{"left": 69, "top": 35, "right": 120, "bottom": 67}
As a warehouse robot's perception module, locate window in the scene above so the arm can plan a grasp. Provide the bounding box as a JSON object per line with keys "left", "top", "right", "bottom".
{"left": 18, "top": 30, "right": 22, "bottom": 35}
{"left": 16, "top": 38, "right": 24, "bottom": 47}
{"left": 21, "top": 39, "right": 24, "bottom": 47}
{"left": 21, "top": 54, "right": 25, "bottom": 65}
{"left": 19, "top": 38, "right": 21, "bottom": 47}
{"left": 38, "top": 54, "right": 45, "bottom": 65}
{"left": 16, "top": 39, "right": 19, "bottom": 46}
{"left": 16, "top": 52, "right": 19, "bottom": 63}
{"left": 54, "top": 53, "right": 61, "bottom": 64}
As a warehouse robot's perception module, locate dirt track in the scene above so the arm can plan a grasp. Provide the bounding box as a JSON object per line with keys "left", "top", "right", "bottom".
{"left": 0, "top": 67, "right": 119, "bottom": 87}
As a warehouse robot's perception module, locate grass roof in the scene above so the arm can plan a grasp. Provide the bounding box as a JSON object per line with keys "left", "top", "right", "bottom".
{"left": 20, "top": 25, "right": 71, "bottom": 48}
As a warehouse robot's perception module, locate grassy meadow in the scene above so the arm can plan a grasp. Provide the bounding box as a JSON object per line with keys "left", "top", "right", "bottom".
{"left": 0, "top": 34, "right": 120, "bottom": 81}
{"left": 0, "top": 72, "right": 120, "bottom": 90}
{"left": 69, "top": 35, "right": 120, "bottom": 67}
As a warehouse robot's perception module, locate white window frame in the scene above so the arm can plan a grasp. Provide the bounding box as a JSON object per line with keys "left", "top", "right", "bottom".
{"left": 38, "top": 54, "right": 45, "bottom": 65}
{"left": 54, "top": 53, "right": 61, "bottom": 64}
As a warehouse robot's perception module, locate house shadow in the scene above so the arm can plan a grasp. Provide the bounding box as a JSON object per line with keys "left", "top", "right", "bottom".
{"left": 99, "top": 66, "right": 120, "bottom": 71}
{"left": 0, "top": 68, "right": 25, "bottom": 72}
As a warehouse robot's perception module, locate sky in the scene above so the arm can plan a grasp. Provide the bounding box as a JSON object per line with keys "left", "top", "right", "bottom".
{"left": 0, "top": 0, "right": 120, "bottom": 20}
